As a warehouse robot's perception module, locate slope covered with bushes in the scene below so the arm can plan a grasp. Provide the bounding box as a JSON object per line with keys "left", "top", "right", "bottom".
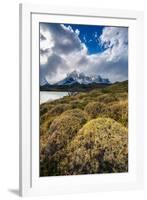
{"left": 40, "top": 81, "right": 128, "bottom": 176}
{"left": 59, "top": 118, "right": 128, "bottom": 175}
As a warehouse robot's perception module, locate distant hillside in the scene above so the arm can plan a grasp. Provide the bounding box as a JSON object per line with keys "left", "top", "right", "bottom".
{"left": 40, "top": 82, "right": 111, "bottom": 92}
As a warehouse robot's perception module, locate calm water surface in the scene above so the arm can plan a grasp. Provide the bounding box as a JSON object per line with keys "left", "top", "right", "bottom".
{"left": 40, "top": 91, "right": 69, "bottom": 104}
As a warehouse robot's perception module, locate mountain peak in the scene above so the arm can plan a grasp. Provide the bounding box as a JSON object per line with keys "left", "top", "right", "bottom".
{"left": 67, "top": 70, "right": 80, "bottom": 78}
{"left": 56, "top": 70, "right": 110, "bottom": 85}
{"left": 40, "top": 77, "right": 50, "bottom": 86}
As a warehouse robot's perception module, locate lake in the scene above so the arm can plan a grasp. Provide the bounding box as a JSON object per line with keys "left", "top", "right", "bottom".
{"left": 40, "top": 91, "right": 69, "bottom": 104}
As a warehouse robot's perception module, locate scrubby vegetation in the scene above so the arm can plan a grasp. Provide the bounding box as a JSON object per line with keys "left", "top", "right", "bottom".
{"left": 104, "top": 100, "right": 128, "bottom": 127}
{"left": 40, "top": 109, "right": 88, "bottom": 176}
{"left": 84, "top": 102, "right": 106, "bottom": 118}
{"left": 40, "top": 80, "right": 128, "bottom": 176}
{"left": 59, "top": 118, "right": 128, "bottom": 174}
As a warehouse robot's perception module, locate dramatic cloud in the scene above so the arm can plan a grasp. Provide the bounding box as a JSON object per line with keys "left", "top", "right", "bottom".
{"left": 99, "top": 27, "right": 128, "bottom": 62}
{"left": 40, "top": 23, "right": 128, "bottom": 84}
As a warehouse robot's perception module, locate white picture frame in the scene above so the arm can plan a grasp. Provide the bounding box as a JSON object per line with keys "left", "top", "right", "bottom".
{"left": 19, "top": 3, "right": 144, "bottom": 197}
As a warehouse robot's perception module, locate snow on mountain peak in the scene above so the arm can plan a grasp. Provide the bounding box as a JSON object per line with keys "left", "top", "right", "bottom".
{"left": 56, "top": 70, "right": 110, "bottom": 85}
{"left": 40, "top": 77, "right": 50, "bottom": 86}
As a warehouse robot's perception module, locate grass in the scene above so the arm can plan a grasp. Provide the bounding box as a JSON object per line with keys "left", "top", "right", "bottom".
{"left": 40, "top": 80, "right": 128, "bottom": 176}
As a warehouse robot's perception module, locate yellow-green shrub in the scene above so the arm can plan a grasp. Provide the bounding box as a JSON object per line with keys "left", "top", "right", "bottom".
{"left": 40, "top": 109, "right": 88, "bottom": 176}
{"left": 59, "top": 118, "right": 128, "bottom": 175}
{"left": 40, "top": 81, "right": 128, "bottom": 176}
{"left": 48, "top": 103, "right": 71, "bottom": 116}
{"left": 97, "top": 94, "right": 118, "bottom": 104}
{"left": 40, "top": 103, "right": 71, "bottom": 124}
{"left": 70, "top": 100, "right": 89, "bottom": 109}
{"left": 40, "top": 103, "right": 53, "bottom": 116}
{"left": 115, "top": 92, "right": 128, "bottom": 101}
{"left": 106, "top": 80, "right": 128, "bottom": 93}
{"left": 104, "top": 100, "right": 128, "bottom": 127}
{"left": 84, "top": 102, "right": 106, "bottom": 118}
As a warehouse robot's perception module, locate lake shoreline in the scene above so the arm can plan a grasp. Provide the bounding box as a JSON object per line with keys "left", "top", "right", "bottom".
{"left": 40, "top": 91, "right": 69, "bottom": 104}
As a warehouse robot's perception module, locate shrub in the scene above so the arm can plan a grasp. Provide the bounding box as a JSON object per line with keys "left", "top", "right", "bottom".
{"left": 70, "top": 100, "right": 89, "bottom": 109}
{"left": 40, "top": 81, "right": 128, "bottom": 176}
{"left": 101, "top": 88, "right": 112, "bottom": 94}
{"left": 40, "top": 103, "right": 53, "bottom": 116}
{"left": 40, "top": 103, "right": 71, "bottom": 124}
{"left": 40, "top": 107, "right": 48, "bottom": 116}
{"left": 59, "top": 118, "right": 128, "bottom": 175}
{"left": 88, "top": 90, "right": 102, "bottom": 97}
{"left": 40, "top": 112, "right": 52, "bottom": 125}
{"left": 40, "top": 115, "right": 57, "bottom": 164}
{"left": 104, "top": 100, "right": 128, "bottom": 127}
{"left": 75, "top": 92, "right": 88, "bottom": 99}
{"left": 101, "top": 81, "right": 128, "bottom": 93}
{"left": 40, "top": 104, "right": 72, "bottom": 170}
{"left": 40, "top": 116, "right": 55, "bottom": 136}
{"left": 48, "top": 103, "right": 71, "bottom": 116}
{"left": 97, "top": 94, "right": 118, "bottom": 104}
{"left": 84, "top": 102, "right": 106, "bottom": 119}
{"left": 116, "top": 92, "right": 128, "bottom": 101}
{"left": 41, "top": 109, "right": 88, "bottom": 176}
{"left": 111, "top": 81, "right": 128, "bottom": 93}
{"left": 55, "top": 96, "right": 70, "bottom": 104}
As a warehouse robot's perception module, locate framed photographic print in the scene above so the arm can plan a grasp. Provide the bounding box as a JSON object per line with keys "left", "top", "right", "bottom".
{"left": 19, "top": 4, "right": 144, "bottom": 196}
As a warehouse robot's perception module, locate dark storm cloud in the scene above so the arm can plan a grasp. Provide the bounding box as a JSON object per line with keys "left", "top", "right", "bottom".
{"left": 40, "top": 48, "right": 49, "bottom": 55}
{"left": 40, "top": 23, "right": 128, "bottom": 84}
{"left": 40, "top": 33, "right": 46, "bottom": 40}
{"left": 40, "top": 53, "right": 69, "bottom": 84}
{"left": 42, "top": 23, "right": 83, "bottom": 54}
{"left": 77, "top": 56, "right": 89, "bottom": 66}
{"left": 46, "top": 53, "right": 66, "bottom": 75}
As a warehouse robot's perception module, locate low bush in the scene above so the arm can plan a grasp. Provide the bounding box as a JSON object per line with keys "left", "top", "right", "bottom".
{"left": 115, "top": 92, "right": 128, "bottom": 101}
{"left": 59, "top": 118, "right": 128, "bottom": 175}
{"left": 48, "top": 103, "right": 71, "bottom": 116}
{"left": 40, "top": 103, "right": 71, "bottom": 124}
{"left": 70, "top": 100, "right": 89, "bottom": 110}
{"left": 104, "top": 100, "right": 128, "bottom": 127}
{"left": 97, "top": 94, "right": 118, "bottom": 104}
{"left": 40, "top": 103, "right": 53, "bottom": 116}
{"left": 84, "top": 102, "right": 106, "bottom": 119}
{"left": 101, "top": 81, "right": 128, "bottom": 93}
{"left": 40, "top": 81, "right": 128, "bottom": 176}
{"left": 41, "top": 109, "right": 88, "bottom": 176}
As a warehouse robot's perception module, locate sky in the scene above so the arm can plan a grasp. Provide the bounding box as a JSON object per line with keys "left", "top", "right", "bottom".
{"left": 40, "top": 23, "right": 128, "bottom": 85}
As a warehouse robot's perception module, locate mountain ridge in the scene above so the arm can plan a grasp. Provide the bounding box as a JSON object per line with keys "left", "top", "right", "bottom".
{"left": 41, "top": 70, "right": 110, "bottom": 86}
{"left": 56, "top": 70, "right": 110, "bottom": 86}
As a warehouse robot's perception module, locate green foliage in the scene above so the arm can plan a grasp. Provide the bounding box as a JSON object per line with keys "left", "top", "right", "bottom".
{"left": 97, "top": 94, "right": 118, "bottom": 104}
{"left": 84, "top": 102, "right": 106, "bottom": 118}
{"left": 105, "top": 80, "right": 128, "bottom": 93}
{"left": 40, "top": 109, "right": 88, "bottom": 176}
{"left": 59, "top": 118, "right": 128, "bottom": 175}
{"left": 70, "top": 99, "right": 89, "bottom": 110}
{"left": 40, "top": 103, "right": 53, "bottom": 116}
{"left": 40, "top": 103, "right": 71, "bottom": 124}
{"left": 40, "top": 115, "right": 56, "bottom": 164}
{"left": 40, "top": 103, "right": 71, "bottom": 161}
{"left": 48, "top": 103, "right": 71, "bottom": 116}
{"left": 104, "top": 100, "right": 128, "bottom": 127}
{"left": 115, "top": 92, "right": 128, "bottom": 101}
{"left": 40, "top": 81, "right": 128, "bottom": 176}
